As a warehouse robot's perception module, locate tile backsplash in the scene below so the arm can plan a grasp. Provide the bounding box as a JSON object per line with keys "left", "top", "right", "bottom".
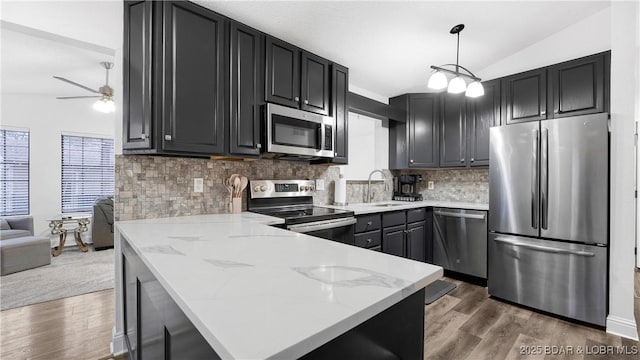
{"left": 115, "top": 155, "right": 488, "bottom": 221}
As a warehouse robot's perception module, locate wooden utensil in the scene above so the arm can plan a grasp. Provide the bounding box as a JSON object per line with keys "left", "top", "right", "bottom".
{"left": 233, "top": 177, "right": 241, "bottom": 198}
{"left": 239, "top": 176, "right": 248, "bottom": 194}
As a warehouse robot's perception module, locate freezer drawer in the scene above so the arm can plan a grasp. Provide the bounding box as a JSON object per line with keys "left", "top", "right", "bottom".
{"left": 433, "top": 208, "right": 487, "bottom": 279}
{"left": 488, "top": 233, "right": 607, "bottom": 326}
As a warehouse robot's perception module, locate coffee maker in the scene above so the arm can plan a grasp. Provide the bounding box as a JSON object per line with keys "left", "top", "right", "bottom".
{"left": 393, "top": 174, "right": 423, "bottom": 201}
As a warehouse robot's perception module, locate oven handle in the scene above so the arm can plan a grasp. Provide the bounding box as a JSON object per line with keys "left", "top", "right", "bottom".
{"left": 287, "top": 217, "right": 356, "bottom": 233}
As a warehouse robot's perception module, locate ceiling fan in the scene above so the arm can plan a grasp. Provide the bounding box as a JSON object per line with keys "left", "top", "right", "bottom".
{"left": 54, "top": 61, "right": 115, "bottom": 113}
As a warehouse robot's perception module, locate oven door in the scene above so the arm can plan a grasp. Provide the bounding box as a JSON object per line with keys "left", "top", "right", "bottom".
{"left": 267, "top": 103, "right": 334, "bottom": 158}
{"left": 287, "top": 218, "right": 356, "bottom": 245}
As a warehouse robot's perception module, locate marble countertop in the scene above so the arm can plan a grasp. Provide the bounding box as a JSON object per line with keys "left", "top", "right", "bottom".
{"left": 115, "top": 212, "right": 443, "bottom": 360}
{"left": 321, "top": 200, "right": 489, "bottom": 215}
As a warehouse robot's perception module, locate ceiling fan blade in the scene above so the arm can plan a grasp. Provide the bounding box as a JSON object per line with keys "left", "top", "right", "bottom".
{"left": 53, "top": 76, "right": 100, "bottom": 94}
{"left": 56, "top": 96, "right": 102, "bottom": 99}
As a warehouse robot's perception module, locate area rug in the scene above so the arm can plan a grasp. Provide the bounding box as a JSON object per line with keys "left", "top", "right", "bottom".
{"left": 424, "top": 279, "right": 457, "bottom": 305}
{"left": 0, "top": 247, "right": 114, "bottom": 310}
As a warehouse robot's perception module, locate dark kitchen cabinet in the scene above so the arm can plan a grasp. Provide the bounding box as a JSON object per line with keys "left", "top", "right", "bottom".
{"left": 406, "top": 221, "right": 426, "bottom": 262}
{"left": 265, "top": 36, "right": 300, "bottom": 108}
{"left": 162, "top": 1, "right": 226, "bottom": 154}
{"left": 502, "top": 68, "right": 547, "bottom": 124}
{"left": 548, "top": 52, "right": 608, "bottom": 118}
{"left": 382, "top": 225, "right": 406, "bottom": 257}
{"left": 229, "top": 21, "right": 264, "bottom": 156}
{"left": 466, "top": 79, "right": 501, "bottom": 166}
{"left": 440, "top": 94, "right": 466, "bottom": 167}
{"left": 331, "top": 64, "right": 349, "bottom": 163}
{"left": 301, "top": 51, "right": 330, "bottom": 115}
{"left": 122, "top": 240, "right": 220, "bottom": 360}
{"left": 389, "top": 94, "right": 439, "bottom": 169}
{"left": 123, "top": 0, "right": 153, "bottom": 150}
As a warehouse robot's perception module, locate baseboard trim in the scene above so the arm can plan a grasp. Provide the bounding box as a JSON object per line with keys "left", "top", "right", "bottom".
{"left": 110, "top": 326, "right": 127, "bottom": 356}
{"left": 606, "top": 315, "right": 639, "bottom": 341}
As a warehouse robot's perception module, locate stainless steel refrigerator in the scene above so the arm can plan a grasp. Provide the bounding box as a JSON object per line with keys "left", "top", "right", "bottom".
{"left": 488, "top": 113, "right": 608, "bottom": 326}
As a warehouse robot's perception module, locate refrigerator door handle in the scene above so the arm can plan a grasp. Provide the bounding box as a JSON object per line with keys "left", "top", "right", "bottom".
{"left": 531, "top": 129, "right": 539, "bottom": 229}
{"left": 493, "top": 237, "right": 595, "bottom": 257}
{"left": 541, "top": 128, "right": 549, "bottom": 230}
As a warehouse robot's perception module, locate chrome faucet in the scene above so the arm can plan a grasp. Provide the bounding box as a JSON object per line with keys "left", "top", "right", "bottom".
{"left": 366, "top": 170, "right": 389, "bottom": 203}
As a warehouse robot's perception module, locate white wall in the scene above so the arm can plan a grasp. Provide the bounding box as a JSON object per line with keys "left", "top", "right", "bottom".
{"left": 477, "top": 7, "right": 611, "bottom": 80}
{"left": 609, "top": 0, "right": 640, "bottom": 341}
{"left": 1, "top": 94, "right": 116, "bottom": 241}
{"left": 338, "top": 112, "right": 389, "bottom": 181}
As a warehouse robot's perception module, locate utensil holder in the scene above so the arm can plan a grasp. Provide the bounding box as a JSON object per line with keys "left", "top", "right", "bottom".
{"left": 231, "top": 198, "right": 242, "bottom": 214}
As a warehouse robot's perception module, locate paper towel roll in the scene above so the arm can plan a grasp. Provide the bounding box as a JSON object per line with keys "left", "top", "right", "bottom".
{"left": 335, "top": 176, "right": 347, "bottom": 205}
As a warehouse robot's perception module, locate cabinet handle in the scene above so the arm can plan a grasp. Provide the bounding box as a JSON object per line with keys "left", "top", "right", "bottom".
{"left": 334, "top": 152, "right": 338, "bottom": 156}
{"left": 164, "top": 135, "right": 172, "bottom": 141}
{"left": 140, "top": 134, "right": 146, "bottom": 140}
{"left": 366, "top": 239, "right": 372, "bottom": 244}
{"left": 460, "top": 158, "right": 465, "bottom": 163}
{"left": 367, "top": 221, "right": 372, "bottom": 226}
{"left": 304, "top": 99, "right": 309, "bottom": 104}
{"left": 410, "top": 159, "right": 414, "bottom": 163}
{"left": 470, "top": 157, "right": 475, "bottom": 163}
{"left": 541, "top": 110, "right": 546, "bottom": 116}
{"left": 554, "top": 109, "right": 559, "bottom": 114}
{"left": 256, "top": 143, "right": 262, "bottom": 149}
{"left": 295, "top": 97, "right": 300, "bottom": 102}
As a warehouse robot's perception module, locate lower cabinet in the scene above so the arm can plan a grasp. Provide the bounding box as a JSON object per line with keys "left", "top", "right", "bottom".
{"left": 355, "top": 208, "right": 429, "bottom": 262}
{"left": 122, "top": 240, "right": 220, "bottom": 360}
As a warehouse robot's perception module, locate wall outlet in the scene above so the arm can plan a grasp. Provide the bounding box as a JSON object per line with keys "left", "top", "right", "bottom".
{"left": 194, "top": 178, "right": 203, "bottom": 193}
{"left": 427, "top": 181, "right": 434, "bottom": 190}
{"left": 315, "top": 179, "right": 325, "bottom": 191}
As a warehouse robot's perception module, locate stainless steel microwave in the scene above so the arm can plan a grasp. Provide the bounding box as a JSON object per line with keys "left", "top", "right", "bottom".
{"left": 265, "top": 103, "right": 335, "bottom": 159}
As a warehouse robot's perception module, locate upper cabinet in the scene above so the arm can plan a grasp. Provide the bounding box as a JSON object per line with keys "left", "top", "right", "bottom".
{"left": 389, "top": 94, "right": 439, "bottom": 169}
{"left": 123, "top": 1, "right": 348, "bottom": 160}
{"left": 265, "top": 37, "right": 300, "bottom": 109}
{"left": 265, "top": 37, "right": 331, "bottom": 116}
{"left": 439, "top": 94, "right": 466, "bottom": 167}
{"left": 331, "top": 64, "right": 349, "bottom": 163}
{"left": 229, "top": 21, "right": 264, "bottom": 156}
{"left": 502, "top": 68, "right": 547, "bottom": 125}
{"left": 548, "top": 52, "right": 608, "bottom": 118}
{"left": 161, "top": 1, "right": 226, "bottom": 154}
{"left": 466, "top": 79, "right": 501, "bottom": 166}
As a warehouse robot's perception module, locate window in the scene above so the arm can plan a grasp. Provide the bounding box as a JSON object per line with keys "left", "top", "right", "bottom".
{"left": 61, "top": 135, "right": 114, "bottom": 213}
{"left": 0, "top": 130, "right": 29, "bottom": 216}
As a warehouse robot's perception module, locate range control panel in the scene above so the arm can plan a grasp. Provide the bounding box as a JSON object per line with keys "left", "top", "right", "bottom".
{"left": 250, "top": 180, "right": 316, "bottom": 198}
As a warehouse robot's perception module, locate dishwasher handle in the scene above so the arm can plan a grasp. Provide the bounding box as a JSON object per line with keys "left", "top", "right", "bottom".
{"left": 434, "top": 210, "right": 486, "bottom": 220}
{"left": 493, "top": 237, "right": 595, "bottom": 257}
{"left": 287, "top": 218, "right": 356, "bottom": 233}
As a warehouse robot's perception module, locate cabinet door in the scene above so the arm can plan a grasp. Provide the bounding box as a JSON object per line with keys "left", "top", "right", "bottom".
{"left": 138, "top": 277, "right": 165, "bottom": 359}
{"left": 331, "top": 64, "right": 349, "bottom": 163}
{"left": 300, "top": 51, "right": 330, "bottom": 115}
{"left": 406, "top": 221, "right": 426, "bottom": 262}
{"left": 440, "top": 94, "right": 466, "bottom": 167}
{"left": 265, "top": 37, "right": 300, "bottom": 108}
{"left": 162, "top": 1, "right": 226, "bottom": 154}
{"left": 382, "top": 225, "right": 406, "bottom": 257}
{"left": 408, "top": 94, "right": 439, "bottom": 168}
{"left": 123, "top": 253, "right": 138, "bottom": 358}
{"left": 229, "top": 21, "right": 263, "bottom": 156}
{"left": 503, "top": 68, "right": 547, "bottom": 124}
{"left": 548, "top": 52, "right": 606, "bottom": 118}
{"left": 123, "top": 0, "right": 153, "bottom": 150}
{"left": 466, "top": 79, "right": 500, "bottom": 166}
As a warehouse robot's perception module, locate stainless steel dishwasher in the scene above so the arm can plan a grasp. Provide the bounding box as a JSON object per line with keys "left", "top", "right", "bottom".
{"left": 433, "top": 208, "right": 487, "bottom": 279}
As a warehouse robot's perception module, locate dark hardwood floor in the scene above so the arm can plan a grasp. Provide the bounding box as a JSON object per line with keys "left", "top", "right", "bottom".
{"left": 425, "top": 277, "right": 639, "bottom": 360}
{"left": 1, "top": 273, "right": 638, "bottom": 360}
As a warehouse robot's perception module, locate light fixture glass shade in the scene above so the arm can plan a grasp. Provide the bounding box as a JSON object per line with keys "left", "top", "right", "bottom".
{"left": 427, "top": 71, "right": 448, "bottom": 90}
{"left": 93, "top": 97, "right": 115, "bottom": 113}
{"left": 465, "top": 81, "right": 485, "bottom": 98}
{"left": 447, "top": 76, "right": 466, "bottom": 94}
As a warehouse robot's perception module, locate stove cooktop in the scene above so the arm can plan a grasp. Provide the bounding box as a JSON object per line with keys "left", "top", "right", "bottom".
{"left": 252, "top": 206, "right": 354, "bottom": 225}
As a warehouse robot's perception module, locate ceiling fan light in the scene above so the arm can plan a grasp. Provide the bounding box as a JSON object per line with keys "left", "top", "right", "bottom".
{"left": 447, "top": 76, "right": 466, "bottom": 94}
{"left": 465, "top": 81, "right": 485, "bottom": 98}
{"left": 93, "top": 97, "right": 115, "bottom": 113}
{"left": 427, "top": 71, "right": 448, "bottom": 90}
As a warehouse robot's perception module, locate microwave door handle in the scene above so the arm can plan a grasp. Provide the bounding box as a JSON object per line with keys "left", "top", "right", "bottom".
{"left": 317, "top": 123, "right": 324, "bottom": 150}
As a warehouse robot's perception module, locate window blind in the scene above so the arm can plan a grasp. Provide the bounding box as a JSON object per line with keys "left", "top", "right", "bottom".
{"left": 0, "top": 130, "right": 30, "bottom": 216}
{"left": 61, "top": 135, "right": 114, "bottom": 213}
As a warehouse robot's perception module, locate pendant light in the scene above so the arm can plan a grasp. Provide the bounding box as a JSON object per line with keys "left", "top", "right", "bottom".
{"left": 428, "top": 24, "right": 484, "bottom": 98}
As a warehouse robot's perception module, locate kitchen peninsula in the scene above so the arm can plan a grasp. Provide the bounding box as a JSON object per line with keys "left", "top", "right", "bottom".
{"left": 113, "top": 212, "right": 442, "bottom": 359}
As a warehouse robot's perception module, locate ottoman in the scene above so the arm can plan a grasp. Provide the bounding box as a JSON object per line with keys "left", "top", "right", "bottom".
{"left": 0, "top": 236, "right": 51, "bottom": 275}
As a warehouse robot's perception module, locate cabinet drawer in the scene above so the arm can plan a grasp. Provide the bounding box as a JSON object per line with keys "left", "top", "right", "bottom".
{"left": 354, "top": 230, "right": 381, "bottom": 249}
{"left": 407, "top": 208, "right": 426, "bottom": 223}
{"left": 356, "top": 214, "right": 381, "bottom": 233}
{"left": 382, "top": 211, "right": 406, "bottom": 228}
